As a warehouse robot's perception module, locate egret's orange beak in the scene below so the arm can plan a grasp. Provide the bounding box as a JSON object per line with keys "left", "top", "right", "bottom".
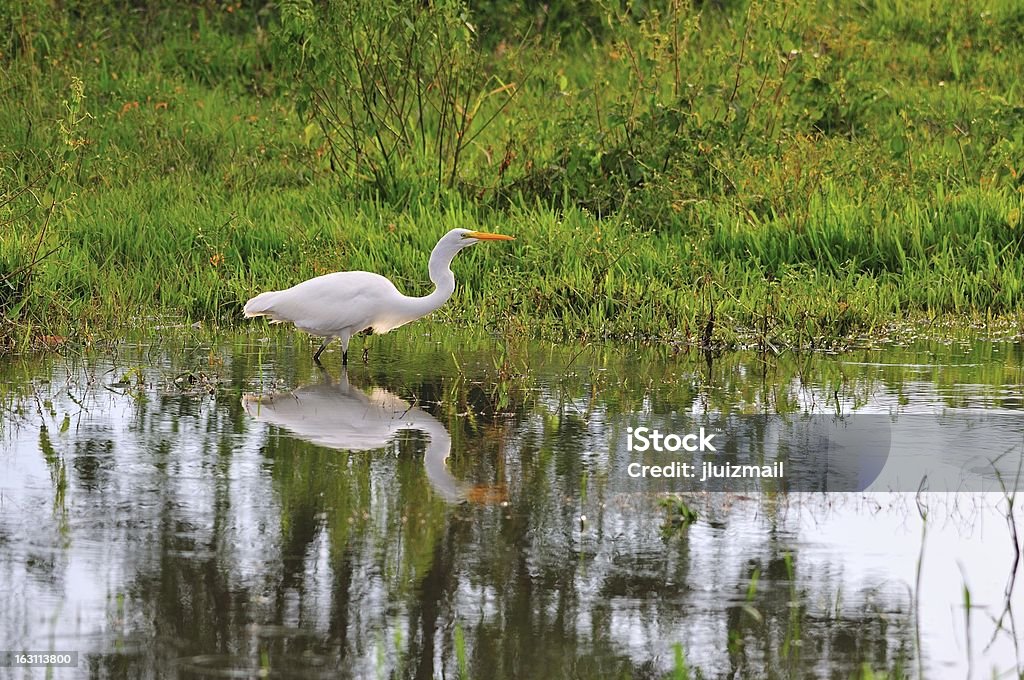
{"left": 466, "top": 231, "right": 514, "bottom": 241}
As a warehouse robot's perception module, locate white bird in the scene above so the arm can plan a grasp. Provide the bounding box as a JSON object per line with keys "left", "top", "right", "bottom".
{"left": 244, "top": 228, "right": 514, "bottom": 364}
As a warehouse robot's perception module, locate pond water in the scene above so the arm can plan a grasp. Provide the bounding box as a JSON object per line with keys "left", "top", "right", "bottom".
{"left": 1, "top": 328, "right": 1022, "bottom": 679}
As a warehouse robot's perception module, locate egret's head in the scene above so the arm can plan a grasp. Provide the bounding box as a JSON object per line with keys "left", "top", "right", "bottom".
{"left": 428, "top": 228, "right": 515, "bottom": 282}
{"left": 431, "top": 229, "right": 515, "bottom": 270}
{"left": 451, "top": 228, "right": 515, "bottom": 248}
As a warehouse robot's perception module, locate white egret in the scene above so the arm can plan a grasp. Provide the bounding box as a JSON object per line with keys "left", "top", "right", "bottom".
{"left": 244, "top": 228, "right": 514, "bottom": 364}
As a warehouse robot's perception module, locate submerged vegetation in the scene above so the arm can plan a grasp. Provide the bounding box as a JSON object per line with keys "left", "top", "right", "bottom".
{"left": 2, "top": 0, "right": 1023, "bottom": 349}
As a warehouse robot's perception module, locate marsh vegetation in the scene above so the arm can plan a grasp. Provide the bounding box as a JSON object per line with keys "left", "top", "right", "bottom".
{"left": 2, "top": 0, "right": 1023, "bottom": 348}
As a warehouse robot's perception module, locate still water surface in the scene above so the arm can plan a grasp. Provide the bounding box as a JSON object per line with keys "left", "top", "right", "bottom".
{"left": 1, "top": 329, "right": 1022, "bottom": 678}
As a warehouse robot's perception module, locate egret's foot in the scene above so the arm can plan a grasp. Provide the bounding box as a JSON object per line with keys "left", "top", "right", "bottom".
{"left": 342, "top": 350, "right": 348, "bottom": 366}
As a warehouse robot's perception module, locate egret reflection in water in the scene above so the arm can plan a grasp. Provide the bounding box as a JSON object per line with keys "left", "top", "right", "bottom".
{"left": 242, "top": 368, "right": 502, "bottom": 503}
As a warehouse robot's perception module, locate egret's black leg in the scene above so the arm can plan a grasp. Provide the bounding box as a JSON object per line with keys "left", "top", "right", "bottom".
{"left": 313, "top": 339, "right": 328, "bottom": 363}
{"left": 361, "top": 329, "right": 372, "bottom": 364}
{"left": 340, "top": 332, "right": 352, "bottom": 367}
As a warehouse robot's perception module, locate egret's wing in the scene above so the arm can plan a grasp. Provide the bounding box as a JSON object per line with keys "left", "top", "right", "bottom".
{"left": 256, "top": 271, "right": 402, "bottom": 336}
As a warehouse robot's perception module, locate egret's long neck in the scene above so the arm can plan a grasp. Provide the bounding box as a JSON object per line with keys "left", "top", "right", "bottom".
{"left": 401, "top": 239, "right": 459, "bottom": 319}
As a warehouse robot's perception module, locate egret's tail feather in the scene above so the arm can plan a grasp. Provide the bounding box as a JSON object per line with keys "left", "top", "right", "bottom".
{"left": 243, "top": 291, "right": 280, "bottom": 318}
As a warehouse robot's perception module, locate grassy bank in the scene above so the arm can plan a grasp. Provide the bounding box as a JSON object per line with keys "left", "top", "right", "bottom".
{"left": 2, "top": 0, "right": 1023, "bottom": 350}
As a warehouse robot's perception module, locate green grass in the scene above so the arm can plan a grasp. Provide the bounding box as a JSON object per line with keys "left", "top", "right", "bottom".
{"left": 2, "top": 0, "right": 1023, "bottom": 350}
